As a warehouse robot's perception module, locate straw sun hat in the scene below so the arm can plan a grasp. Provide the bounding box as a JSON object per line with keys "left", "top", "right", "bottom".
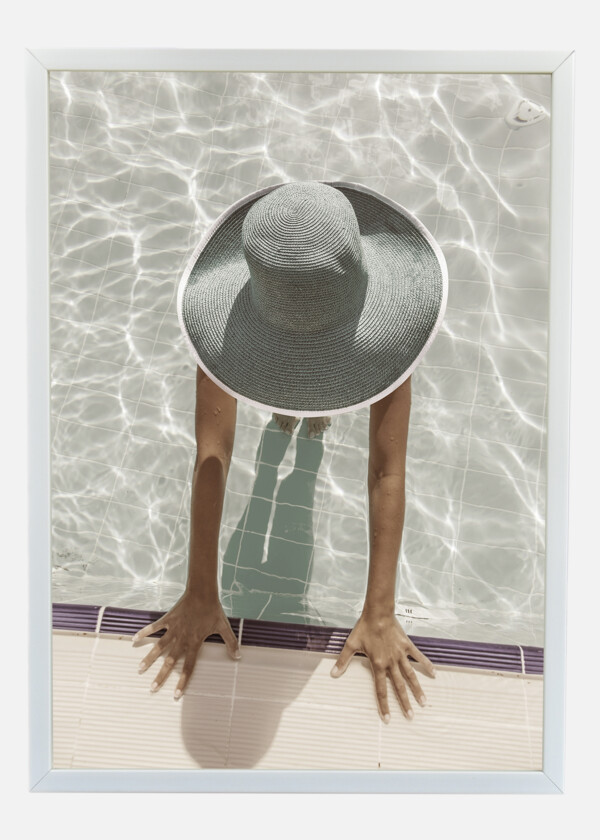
{"left": 177, "top": 180, "right": 448, "bottom": 417}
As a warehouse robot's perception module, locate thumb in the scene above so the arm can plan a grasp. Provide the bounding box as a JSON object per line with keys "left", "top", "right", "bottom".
{"left": 331, "top": 639, "right": 358, "bottom": 677}
{"left": 220, "top": 616, "right": 242, "bottom": 660}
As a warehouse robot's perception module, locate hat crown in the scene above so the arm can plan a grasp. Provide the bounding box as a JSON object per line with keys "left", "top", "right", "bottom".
{"left": 242, "top": 181, "right": 368, "bottom": 332}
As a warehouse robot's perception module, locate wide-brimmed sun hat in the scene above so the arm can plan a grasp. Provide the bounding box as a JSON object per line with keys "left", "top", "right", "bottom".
{"left": 177, "top": 180, "right": 448, "bottom": 417}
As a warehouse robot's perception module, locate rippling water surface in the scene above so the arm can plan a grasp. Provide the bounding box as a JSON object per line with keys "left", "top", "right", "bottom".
{"left": 49, "top": 71, "right": 550, "bottom": 645}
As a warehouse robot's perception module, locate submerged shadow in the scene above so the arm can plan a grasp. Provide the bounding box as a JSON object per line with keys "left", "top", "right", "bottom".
{"left": 181, "top": 416, "right": 329, "bottom": 768}
{"left": 220, "top": 417, "right": 325, "bottom": 623}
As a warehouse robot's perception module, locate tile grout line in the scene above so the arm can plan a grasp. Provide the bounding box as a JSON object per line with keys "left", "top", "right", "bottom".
{"left": 449, "top": 125, "right": 514, "bottom": 607}
{"left": 95, "top": 606, "right": 107, "bottom": 635}
{"left": 304, "top": 420, "right": 344, "bottom": 626}
{"left": 52, "top": 511, "right": 549, "bottom": 562}
{"left": 64, "top": 618, "right": 105, "bottom": 769}
{"left": 227, "top": 433, "right": 267, "bottom": 612}
{"left": 51, "top": 420, "right": 550, "bottom": 479}
{"left": 225, "top": 617, "right": 243, "bottom": 768}
{"left": 52, "top": 477, "right": 546, "bottom": 524}
{"left": 50, "top": 353, "right": 551, "bottom": 414}
{"left": 262, "top": 440, "right": 289, "bottom": 569}
{"left": 519, "top": 647, "right": 536, "bottom": 768}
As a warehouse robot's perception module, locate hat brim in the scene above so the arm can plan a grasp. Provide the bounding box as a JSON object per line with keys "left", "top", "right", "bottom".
{"left": 178, "top": 181, "right": 448, "bottom": 417}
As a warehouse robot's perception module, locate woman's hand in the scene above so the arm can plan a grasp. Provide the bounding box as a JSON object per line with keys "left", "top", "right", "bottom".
{"left": 133, "top": 591, "right": 241, "bottom": 700}
{"left": 330, "top": 611, "right": 436, "bottom": 722}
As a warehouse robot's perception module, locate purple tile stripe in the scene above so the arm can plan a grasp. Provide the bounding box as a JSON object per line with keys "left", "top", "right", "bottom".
{"left": 52, "top": 604, "right": 543, "bottom": 675}
{"left": 53, "top": 603, "right": 101, "bottom": 633}
{"left": 522, "top": 645, "right": 544, "bottom": 675}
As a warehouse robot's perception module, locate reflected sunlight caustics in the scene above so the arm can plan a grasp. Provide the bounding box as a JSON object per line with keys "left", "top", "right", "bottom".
{"left": 49, "top": 70, "right": 550, "bottom": 647}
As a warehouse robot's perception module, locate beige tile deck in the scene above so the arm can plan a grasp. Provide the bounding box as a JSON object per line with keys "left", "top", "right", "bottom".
{"left": 52, "top": 631, "right": 543, "bottom": 771}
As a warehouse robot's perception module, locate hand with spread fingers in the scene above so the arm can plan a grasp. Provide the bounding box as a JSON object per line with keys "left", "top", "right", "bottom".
{"left": 328, "top": 375, "right": 438, "bottom": 721}
{"left": 133, "top": 367, "right": 240, "bottom": 701}
{"left": 330, "top": 611, "right": 436, "bottom": 722}
{"left": 133, "top": 591, "right": 241, "bottom": 700}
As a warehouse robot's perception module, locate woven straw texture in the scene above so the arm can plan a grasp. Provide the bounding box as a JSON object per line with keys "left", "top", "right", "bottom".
{"left": 180, "top": 181, "right": 446, "bottom": 414}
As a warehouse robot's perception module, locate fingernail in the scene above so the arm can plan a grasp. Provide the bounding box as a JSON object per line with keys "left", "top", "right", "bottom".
{"left": 138, "top": 662, "right": 146, "bottom": 673}
{"left": 407, "top": 709, "right": 414, "bottom": 720}
{"left": 150, "top": 681, "right": 158, "bottom": 693}
{"left": 419, "top": 694, "right": 427, "bottom": 707}
{"left": 132, "top": 633, "right": 139, "bottom": 643}
{"left": 174, "top": 689, "right": 182, "bottom": 700}
{"left": 234, "top": 649, "right": 241, "bottom": 659}
{"left": 383, "top": 713, "right": 390, "bottom": 724}
{"left": 331, "top": 666, "right": 340, "bottom": 677}
{"left": 432, "top": 668, "right": 437, "bottom": 677}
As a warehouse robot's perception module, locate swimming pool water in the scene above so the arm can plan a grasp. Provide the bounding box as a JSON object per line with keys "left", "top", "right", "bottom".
{"left": 49, "top": 70, "right": 550, "bottom": 646}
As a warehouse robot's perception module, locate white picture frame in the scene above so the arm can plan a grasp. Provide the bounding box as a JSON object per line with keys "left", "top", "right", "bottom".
{"left": 27, "top": 48, "right": 574, "bottom": 793}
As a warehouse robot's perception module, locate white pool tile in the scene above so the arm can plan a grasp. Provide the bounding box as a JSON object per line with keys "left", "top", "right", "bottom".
{"left": 52, "top": 633, "right": 97, "bottom": 768}
{"left": 227, "top": 697, "right": 381, "bottom": 770}
{"left": 379, "top": 667, "right": 543, "bottom": 770}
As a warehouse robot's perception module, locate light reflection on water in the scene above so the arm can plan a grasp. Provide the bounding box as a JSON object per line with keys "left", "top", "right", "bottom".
{"left": 49, "top": 71, "right": 550, "bottom": 645}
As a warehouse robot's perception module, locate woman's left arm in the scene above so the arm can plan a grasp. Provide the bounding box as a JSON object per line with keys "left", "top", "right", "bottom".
{"left": 331, "top": 375, "right": 436, "bottom": 721}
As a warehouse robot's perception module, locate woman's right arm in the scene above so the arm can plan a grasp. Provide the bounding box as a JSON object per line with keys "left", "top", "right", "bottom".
{"left": 134, "top": 366, "right": 240, "bottom": 700}
{"left": 187, "top": 365, "right": 237, "bottom": 600}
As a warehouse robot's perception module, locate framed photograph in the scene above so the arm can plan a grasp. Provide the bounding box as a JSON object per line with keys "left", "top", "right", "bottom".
{"left": 27, "top": 48, "right": 573, "bottom": 793}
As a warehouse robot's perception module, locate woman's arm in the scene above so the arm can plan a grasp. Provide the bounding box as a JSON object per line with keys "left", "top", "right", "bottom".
{"left": 134, "top": 367, "right": 240, "bottom": 699}
{"left": 331, "top": 376, "right": 436, "bottom": 721}
{"left": 364, "top": 375, "right": 412, "bottom": 616}
{"left": 186, "top": 366, "right": 237, "bottom": 600}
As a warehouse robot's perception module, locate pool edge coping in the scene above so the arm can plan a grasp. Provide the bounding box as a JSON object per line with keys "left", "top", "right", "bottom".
{"left": 52, "top": 603, "right": 544, "bottom": 675}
